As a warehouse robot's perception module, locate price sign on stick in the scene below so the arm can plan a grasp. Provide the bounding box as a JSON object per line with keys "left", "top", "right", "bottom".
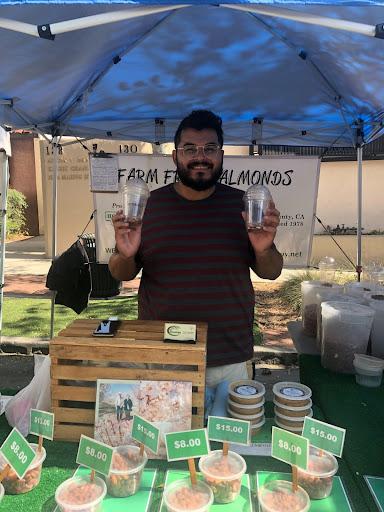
{"left": 165, "top": 429, "right": 209, "bottom": 462}
{"left": 302, "top": 417, "right": 346, "bottom": 457}
{"left": 131, "top": 415, "right": 160, "bottom": 454}
{"left": 0, "top": 428, "right": 35, "bottom": 479}
{"left": 208, "top": 416, "right": 250, "bottom": 446}
{"left": 30, "top": 409, "right": 55, "bottom": 441}
{"left": 76, "top": 435, "right": 113, "bottom": 476}
{"left": 271, "top": 427, "right": 309, "bottom": 471}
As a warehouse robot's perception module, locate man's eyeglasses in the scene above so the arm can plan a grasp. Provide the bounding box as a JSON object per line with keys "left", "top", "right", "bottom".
{"left": 177, "top": 143, "right": 222, "bottom": 158}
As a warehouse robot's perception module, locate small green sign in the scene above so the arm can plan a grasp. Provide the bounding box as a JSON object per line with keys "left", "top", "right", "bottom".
{"left": 131, "top": 415, "right": 160, "bottom": 454}
{"left": 207, "top": 416, "right": 250, "bottom": 446}
{"left": 271, "top": 427, "right": 308, "bottom": 470}
{"left": 76, "top": 435, "right": 113, "bottom": 476}
{"left": 165, "top": 429, "right": 209, "bottom": 461}
{"left": 302, "top": 417, "right": 346, "bottom": 457}
{"left": 30, "top": 409, "right": 55, "bottom": 441}
{"left": 0, "top": 428, "right": 36, "bottom": 479}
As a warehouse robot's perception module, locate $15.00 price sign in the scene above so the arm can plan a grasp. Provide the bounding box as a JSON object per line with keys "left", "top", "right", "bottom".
{"left": 131, "top": 415, "right": 160, "bottom": 454}
{"left": 302, "top": 417, "right": 346, "bottom": 457}
{"left": 0, "top": 428, "right": 36, "bottom": 478}
{"left": 30, "top": 409, "right": 55, "bottom": 440}
{"left": 76, "top": 435, "right": 113, "bottom": 476}
{"left": 271, "top": 427, "right": 308, "bottom": 470}
{"left": 165, "top": 429, "right": 209, "bottom": 462}
{"left": 207, "top": 416, "right": 250, "bottom": 446}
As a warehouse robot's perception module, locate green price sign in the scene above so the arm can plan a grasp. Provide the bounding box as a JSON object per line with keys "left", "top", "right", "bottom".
{"left": 207, "top": 416, "right": 250, "bottom": 446}
{"left": 76, "top": 435, "right": 113, "bottom": 476}
{"left": 30, "top": 409, "right": 55, "bottom": 441}
{"left": 302, "top": 417, "right": 346, "bottom": 457}
{"left": 165, "top": 429, "right": 210, "bottom": 461}
{"left": 271, "top": 427, "right": 308, "bottom": 470}
{"left": 131, "top": 415, "right": 160, "bottom": 454}
{"left": 0, "top": 428, "right": 36, "bottom": 478}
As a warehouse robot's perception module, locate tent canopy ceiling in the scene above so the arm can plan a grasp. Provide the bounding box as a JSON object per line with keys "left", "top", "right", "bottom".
{"left": 1, "top": 1, "right": 384, "bottom": 147}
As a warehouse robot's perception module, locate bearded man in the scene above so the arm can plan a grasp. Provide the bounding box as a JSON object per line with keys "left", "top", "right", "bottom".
{"left": 109, "top": 110, "right": 283, "bottom": 386}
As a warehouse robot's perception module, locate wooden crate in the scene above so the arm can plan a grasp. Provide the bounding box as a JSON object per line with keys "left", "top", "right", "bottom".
{"left": 50, "top": 319, "right": 207, "bottom": 442}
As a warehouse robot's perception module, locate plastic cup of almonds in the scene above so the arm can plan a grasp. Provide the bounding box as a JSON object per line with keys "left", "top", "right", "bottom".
{"left": 258, "top": 479, "right": 310, "bottom": 512}
{"left": 296, "top": 446, "right": 338, "bottom": 499}
{"left": 163, "top": 478, "right": 214, "bottom": 512}
{"left": 198, "top": 449, "right": 246, "bottom": 503}
{"left": 55, "top": 475, "right": 107, "bottom": 512}
{"left": 104, "top": 444, "right": 148, "bottom": 497}
{"left": 0, "top": 444, "right": 46, "bottom": 495}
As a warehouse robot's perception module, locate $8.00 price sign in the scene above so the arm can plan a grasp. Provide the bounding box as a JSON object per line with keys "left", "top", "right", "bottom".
{"left": 0, "top": 428, "right": 36, "bottom": 478}
{"left": 76, "top": 435, "right": 113, "bottom": 476}
{"left": 165, "top": 429, "right": 209, "bottom": 462}
{"left": 30, "top": 409, "right": 55, "bottom": 440}
{"left": 131, "top": 415, "right": 160, "bottom": 454}
{"left": 271, "top": 427, "right": 308, "bottom": 470}
{"left": 302, "top": 417, "right": 346, "bottom": 457}
{"left": 207, "top": 416, "right": 250, "bottom": 446}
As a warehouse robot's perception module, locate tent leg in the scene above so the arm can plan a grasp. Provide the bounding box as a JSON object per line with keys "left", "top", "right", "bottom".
{"left": 49, "top": 137, "right": 59, "bottom": 339}
{"left": 0, "top": 152, "right": 9, "bottom": 341}
{"left": 356, "top": 145, "right": 363, "bottom": 282}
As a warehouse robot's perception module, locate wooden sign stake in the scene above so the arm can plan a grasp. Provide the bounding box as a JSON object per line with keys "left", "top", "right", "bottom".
{"left": 223, "top": 441, "right": 229, "bottom": 456}
{"left": 90, "top": 469, "right": 95, "bottom": 482}
{"left": 139, "top": 443, "right": 145, "bottom": 457}
{"left": 292, "top": 465, "right": 298, "bottom": 492}
{"left": 38, "top": 435, "right": 43, "bottom": 453}
{"left": 188, "top": 458, "right": 197, "bottom": 486}
{"left": 0, "top": 464, "right": 10, "bottom": 482}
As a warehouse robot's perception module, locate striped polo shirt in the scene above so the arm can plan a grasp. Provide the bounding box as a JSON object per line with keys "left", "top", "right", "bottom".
{"left": 136, "top": 183, "right": 256, "bottom": 367}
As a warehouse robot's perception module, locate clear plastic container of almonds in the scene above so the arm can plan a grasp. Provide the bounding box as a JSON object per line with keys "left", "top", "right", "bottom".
{"left": 199, "top": 449, "right": 246, "bottom": 503}
{"left": 55, "top": 475, "right": 107, "bottom": 512}
{"left": 104, "top": 444, "right": 147, "bottom": 497}
{"left": 0, "top": 444, "right": 46, "bottom": 495}
{"left": 297, "top": 446, "right": 338, "bottom": 499}
{"left": 365, "top": 292, "right": 384, "bottom": 357}
{"left": 301, "top": 281, "right": 337, "bottom": 337}
{"left": 321, "top": 301, "right": 375, "bottom": 373}
{"left": 258, "top": 479, "right": 310, "bottom": 512}
{"left": 163, "top": 478, "right": 214, "bottom": 512}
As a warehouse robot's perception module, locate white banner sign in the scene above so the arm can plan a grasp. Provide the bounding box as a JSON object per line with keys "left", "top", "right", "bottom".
{"left": 93, "top": 155, "right": 320, "bottom": 267}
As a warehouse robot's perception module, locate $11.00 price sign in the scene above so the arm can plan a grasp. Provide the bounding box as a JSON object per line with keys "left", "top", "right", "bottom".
{"left": 165, "top": 429, "right": 209, "bottom": 462}
{"left": 271, "top": 427, "right": 308, "bottom": 470}
{"left": 76, "top": 435, "right": 113, "bottom": 476}
{"left": 30, "top": 409, "right": 55, "bottom": 440}
{"left": 0, "top": 428, "right": 36, "bottom": 478}
{"left": 207, "top": 416, "right": 250, "bottom": 446}
{"left": 131, "top": 415, "right": 160, "bottom": 454}
{"left": 302, "top": 417, "right": 346, "bottom": 457}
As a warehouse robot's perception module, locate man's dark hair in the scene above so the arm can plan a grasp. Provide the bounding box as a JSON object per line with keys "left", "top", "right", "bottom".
{"left": 174, "top": 110, "right": 223, "bottom": 148}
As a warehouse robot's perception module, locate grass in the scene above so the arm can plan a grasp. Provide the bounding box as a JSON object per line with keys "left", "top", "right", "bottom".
{"left": 1, "top": 296, "right": 138, "bottom": 337}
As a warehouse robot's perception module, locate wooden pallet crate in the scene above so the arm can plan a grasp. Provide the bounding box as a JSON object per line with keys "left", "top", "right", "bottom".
{"left": 50, "top": 319, "right": 207, "bottom": 442}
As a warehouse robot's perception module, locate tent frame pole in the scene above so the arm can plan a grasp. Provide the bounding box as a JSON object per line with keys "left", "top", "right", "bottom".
{"left": 0, "top": 151, "right": 9, "bottom": 341}
{"left": 356, "top": 145, "right": 363, "bottom": 282}
{"left": 49, "top": 137, "right": 59, "bottom": 339}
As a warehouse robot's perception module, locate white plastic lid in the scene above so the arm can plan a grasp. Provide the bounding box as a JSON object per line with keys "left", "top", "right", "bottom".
{"left": 274, "top": 408, "right": 313, "bottom": 422}
{"left": 227, "top": 396, "right": 265, "bottom": 410}
{"left": 227, "top": 406, "right": 265, "bottom": 421}
{"left": 229, "top": 380, "right": 265, "bottom": 399}
{"left": 251, "top": 417, "right": 266, "bottom": 430}
{"left": 273, "top": 382, "right": 312, "bottom": 401}
{"left": 273, "top": 398, "right": 313, "bottom": 411}
{"left": 243, "top": 184, "right": 272, "bottom": 201}
{"left": 321, "top": 301, "right": 375, "bottom": 323}
{"left": 354, "top": 353, "right": 384, "bottom": 370}
{"left": 198, "top": 450, "right": 246, "bottom": 481}
{"left": 274, "top": 417, "right": 303, "bottom": 433}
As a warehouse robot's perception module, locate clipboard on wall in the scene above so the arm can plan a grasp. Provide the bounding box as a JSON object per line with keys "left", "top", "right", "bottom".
{"left": 89, "top": 153, "right": 119, "bottom": 192}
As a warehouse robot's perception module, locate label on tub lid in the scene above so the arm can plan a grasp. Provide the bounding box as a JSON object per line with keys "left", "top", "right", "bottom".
{"left": 234, "top": 385, "right": 258, "bottom": 396}
{"left": 273, "top": 382, "right": 312, "bottom": 401}
{"left": 280, "top": 387, "right": 305, "bottom": 398}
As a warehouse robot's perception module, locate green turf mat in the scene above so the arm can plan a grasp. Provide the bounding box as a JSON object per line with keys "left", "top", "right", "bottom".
{"left": 364, "top": 476, "right": 384, "bottom": 512}
{"left": 256, "top": 471, "right": 353, "bottom": 512}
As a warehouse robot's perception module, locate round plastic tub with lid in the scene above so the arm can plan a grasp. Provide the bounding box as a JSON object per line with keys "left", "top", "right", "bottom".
{"left": 297, "top": 446, "right": 338, "bottom": 499}
{"left": 274, "top": 409, "right": 312, "bottom": 430}
{"left": 344, "top": 281, "right": 375, "bottom": 298}
{"left": 273, "top": 398, "right": 312, "bottom": 418}
{"left": 273, "top": 382, "right": 312, "bottom": 408}
{"left": 321, "top": 301, "right": 375, "bottom": 373}
{"left": 198, "top": 449, "right": 246, "bottom": 504}
{"left": 274, "top": 417, "right": 303, "bottom": 433}
{"left": 105, "top": 444, "right": 147, "bottom": 497}
{"left": 0, "top": 443, "right": 46, "bottom": 494}
{"left": 258, "top": 479, "right": 310, "bottom": 512}
{"left": 228, "top": 380, "right": 265, "bottom": 405}
{"left": 315, "top": 290, "right": 348, "bottom": 350}
{"left": 353, "top": 353, "right": 384, "bottom": 387}
{"left": 163, "top": 478, "right": 214, "bottom": 512}
{"left": 301, "top": 281, "right": 336, "bottom": 337}
{"left": 227, "top": 396, "right": 265, "bottom": 416}
{"left": 227, "top": 405, "right": 264, "bottom": 424}
{"left": 55, "top": 475, "right": 107, "bottom": 512}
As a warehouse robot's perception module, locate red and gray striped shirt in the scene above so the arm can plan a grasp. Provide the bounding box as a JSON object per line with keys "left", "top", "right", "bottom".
{"left": 136, "top": 183, "right": 256, "bottom": 367}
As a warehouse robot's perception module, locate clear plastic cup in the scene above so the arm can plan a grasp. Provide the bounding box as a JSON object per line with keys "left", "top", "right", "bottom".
{"left": 0, "top": 482, "right": 4, "bottom": 503}
{"left": 198, "top": 450, "right": 246, "bottom": 503}
{"left": 353, "top": 353, "right": 384, "bottom": 387}
{"left": 122, "top": 178, "right": 150, "bottom": 227}
{"left": 55, "top": 475, "right": 107, "bottom": 512}
{"left": 297, "top": 446, "right": 338, "bottom": 499}
{"left": 104, "top": 444, "right": 147, "bottom": 497}
{"left": 163, "top": 478, "right": 214, "bottom": 512}
{"left": 243, "top": 185, "right": 272, "bottom": 230}
{"left": 0, "top": 443, "right": 46, "bottom": 494}
{"left": 258, "top": 479, "right": 310, "bottom": 512}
